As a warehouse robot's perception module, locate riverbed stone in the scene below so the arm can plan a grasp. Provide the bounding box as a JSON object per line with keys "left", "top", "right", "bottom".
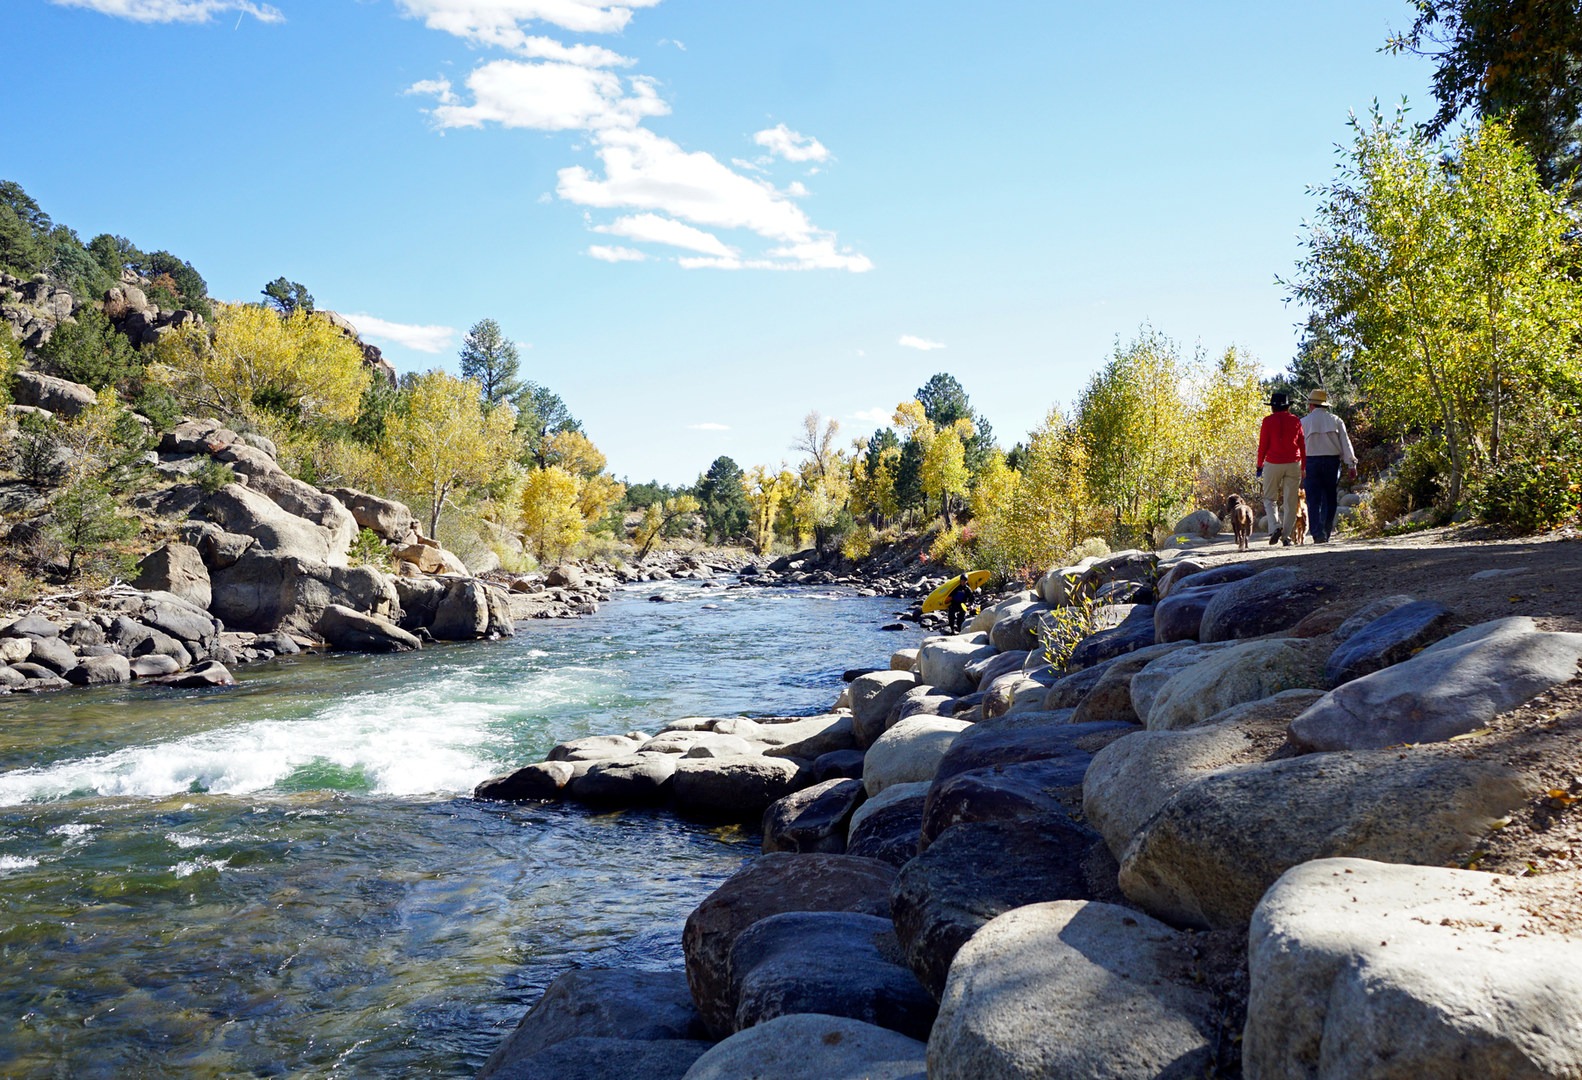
{"left": 1069, "top": 641, "right": 1192, "bottom": 725}
{"left": 1116, "top": 750, "right": 1533, "bottom": 929}
{"left": 131, "top": 543, "right": 212, "bottom": 610}
{"left": 474, "top": 761, "right": 576, "bottom": 801}
{"left": 1199, "top": 567, "right": 1340, "bottom": 643}
{"left": 26, "top": 635, "right": 78, "bottom": 675}
{"left": 1244, "top": 858, "right": 1582, "bottom": 1080}
{"left": 920, "top": 755, "right": 1100, "bottom": 849}
{"left": 928, "top": 900, "right": 1217, "bottom": 1080}
{"left": 762, "top": 778, "right": 865, "bottom": 855}
{"left": 811, "top": 749, "right": 866, "bottom": 782}
{"left": 931, "top": 715, "right": 1126, "bottom": 789}
{"left": 890, "top": 648, "right": 919, "bottom": 671}
{"left": 863, "top": 716, "right": 971, "bottom": 797}
{"left": 964, "top": 649, "right": 1028, "bottom": 692}
{"left": 850, "top": 671, "right": 921, "bottom": 747}
{"left": 317, "top": 604, "right": 422, "bottom": 653}
{"left": 1322, "top": 599, "right": 1455, "bottom": 686}
{"left": 917, "top": 634, "right": 997, "bottom": 696}
{"left": 683, "top": 852, "right": 898, "bottom": 1037}
{"left": 728, "top": 912, "right": 937, "bottom": 1038}
{"left": 2, "top": 615, "right": 60, "bottom": 639}
{"left": 846, "top": 781, "right": 929, "bottom": 866}
{"left": 548, "top": 734, "right": 647, "bottom": 762}
{"left": 1127, "top": 641, "right": 1239, "bottom": 725}
{"left": 891, "top": 815, "right": 1113, "bottom": 1000}
{"left": 671, "top": 755, "right": 806, "bottom": 822}
{"left": 63, "top": 654, "right": 131, "bottom": 685}
{"left": 478, "top": 968, "right": 707, "bottom": 1078}
{"left": 480, "top": 1035, "right": 711, "bottom": 1080}
{"left": 147, "top": 659, "right": 234, "bottom": 688}
{"left": 1041, "top": 660, "right": 1112, "bottom": 710}
{"left": 129, "top": 654, "right": 181, "bottom": 678}
{"left": 682, "top": 1014, "right": 926, "bottom": 1080}
{"left": 890, "top": 686, "right": 955, "bottom": 726}
{"left": 639, "top": 730, "right": 758, "bottom": 757}
{"left": 1145, "top": 637, "right": 1326, "bottom": 731}
{"left": 1152, "top": 582, "right": 1229, "bottom": 643}
{"left": 989, "top": 601, "right": 1048, "bottom": 653}
{"left": 760, "top": 715, "right": 859, "bottom": 761}
{"left": 570, "top": 754, "right": 679, "bottom": 806}
{"left": 1066, "top": 605, "right": 1158, "bottom": 670}
{"left": 1290, "top": 616, "right": 1582, "bottom": 752}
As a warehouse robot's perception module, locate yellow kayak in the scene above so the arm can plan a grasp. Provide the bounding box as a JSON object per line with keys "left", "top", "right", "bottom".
{"left": 921, "top": 570, "right": 993, "bottom": 613}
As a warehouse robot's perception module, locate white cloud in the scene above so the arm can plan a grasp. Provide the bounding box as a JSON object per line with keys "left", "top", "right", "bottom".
{"left": 413, "top": 61, "right": 667, "bottom": 131}
{"left": 396, "top": 0, "right": 662, "bottom": 39}
{"left": 595, "top": 213, "right": 734, "bottom": 256}
{"left": 899, "top": 334, "right": 946, "bottom": 351}
{"left": 753, "top": 123, "right": 831, "bottom": 164}
{"left": 850, "top": 407, "right": 892, "bottom": 425}
{"left": 50, "top": 0, "right": 282, "bottom": 22}
{"left": 658, "top": 37, "right": 685, "bottom": 50}
{"left": 677, "top": 255, "right": 743, "bottom": 271}
{"left": 344, "top": 313, "right": 457, "bottom": 354}
{"left": 785, "top": 181, "right": 810, "bottom": 198}
{"left": 687, "top": 422, "right": 730, "bottom": 431}
{"left": 588, "top": 244, "right": 647, "bottom": 262}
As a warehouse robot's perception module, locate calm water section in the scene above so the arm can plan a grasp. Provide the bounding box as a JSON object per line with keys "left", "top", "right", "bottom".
{"left": 0, "top": 581, "right": 907, "bottom": 1077}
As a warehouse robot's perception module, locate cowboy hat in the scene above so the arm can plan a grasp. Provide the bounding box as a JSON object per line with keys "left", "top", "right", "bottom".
{"left": 1307, "top": 389, "right": 1329, "bottom": 406}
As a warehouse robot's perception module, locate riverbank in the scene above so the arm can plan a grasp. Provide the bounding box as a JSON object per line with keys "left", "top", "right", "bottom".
{"left": 474, "top": 524, "right": 1582, "bottom": 1078}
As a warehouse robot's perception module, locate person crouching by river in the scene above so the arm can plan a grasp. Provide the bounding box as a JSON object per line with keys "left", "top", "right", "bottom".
{"left": 1300, "top": 389, "right": 1357, "bottom": 543}
{"left": 947, "top": 578, "right": 977, "bottom": 634}
{"left": 1257, "top": 391, "right": 1306, "bottom": 547}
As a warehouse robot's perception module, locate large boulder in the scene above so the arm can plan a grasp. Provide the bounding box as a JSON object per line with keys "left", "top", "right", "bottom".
{"left": 430, "top": 577, "right": 514, "bottom": 640}
{"left": 988, "top": 601, "right": 1048, "bottom": 653}
{"left": 131, "top": 543, "right": 212, "bottom": 611}
{"left": 1075, "top": 549, "right": 1159, "bottom": 598}
{"left": 1127, "top": 641, "right": 1239, "bottom": 726}
{"left": 569, "top": 754, "right": 679, "bottom": 806}
{"left": 1291, "top": 617, "right": 1582, "bottom": 752}
{"left": 1244, "top": 858, "right": 1582, "bottom": 1080}
{"left": 863, "top": 716, "right": 971, "bottom": 797}
{"left": 682, "top": 1014, "right": 926, "bottom": 1080}
{"left": 202, "top": 483, "right": 348, "bottom": 566}
{"left": 891, "top": 816, "right": 1114, "bottom": 999}
{"left": 921, "top": 756, "right": 1102, "bottom": 849}
{"left": 728, "top": 911, "right": 937, "bottom": 1038}
{"left": 1322, "top": 598, "right": 1455, "bottom": 685}
{"left": 1173, "top": 509, "right": 1222, "bottom": 538}
{"left": 325, "top": 486, "right": 419, "bottom": 544}
{"left": 846, "top": 781, "right": 929, "bottom": 866}
{"left": 1144, "top": 637, "right": 1327, "bottom": 731}
{"left": 1116, "top": 749, "right": 1533, "bottom": 928}
{"left": 849, "top": 671, "right": 922, "bottom": 747}
{"left": 473, "top": 761, "right": 576, "bottom": 801}
{"left": 917, "top": 634, "right": 997, "bottom": 696}
{"left": 477, "top": 1036, "right": 709, "bottom": 1080}
{"left": 1152, "top": 582, "right": 1229, "bottom": 643}
{"left": 927, "top": 900, "right": 1218, "bottom": 1080}
{"left": 762, "top": 779, "right": 866, "bottom": 855}
{"left": 759, "top": 715, "right": 860, "bottom": 761}
{"left": 317, "top": 604, "right": 421, "bottom": 653}
{"left": 682, "top": 852, "right": 898, "bottom": 1036}
{"left": 929, "top": 715, "right": 1127, "bottom": 791}
{"left": 208, "top": 551, "right": 398, "bottom": 634}
{"left": 12, "top": 370, "right": 96, "bottom": 418}
{"left": 1069, "top": 641, "right": 1192, "bottom": 725}
{"left": 1198, "top": 567, "right": 1340, "bottom": 643}
{"left": 670, "top": 755, "right": 806, "bottom": 822}
{"left": 549, "top": 734, "right": 648, "bottom": 762}
{"left": 478, "top": 968, "right": 707, "bottom": 1079}
{"left": 1065, "top": 604, "right": 1158, "bottom": 670}
{"left": 215, "top": 444, "right": 357, "bottom": 553}
{"left": 64, "top": 654, "right": 132, "bottom": 686}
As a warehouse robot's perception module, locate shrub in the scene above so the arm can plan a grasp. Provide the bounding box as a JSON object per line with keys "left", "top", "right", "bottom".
{"left": 192, "top": 459, "right": 235, "bottom": 494}
{"left": 37, "top": 306, "right": 140, "bottom": 390}
{"left": 13, "top": 410, "right": 64, "bottom": 484}
{"left": 348, "top": 527, "right": 390, "bottom": 570}
{"left": 42, "top": 476, "right": 138, "bottom": 580}
{"left": 1471, "top": 408, "right": 1582, "bottom": 533}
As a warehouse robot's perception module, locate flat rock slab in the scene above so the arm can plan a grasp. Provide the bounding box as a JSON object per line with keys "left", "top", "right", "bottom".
{"left": 1199, "top": 568, "right": 1340, "bottom": 643}
{"left": 1292, "top": 616, "right": 1582, "bottom": 751}
{"left": 478, "top": 969, "right": 706, "bottom": 1078}
{"left": 684, "top": 853, "right": 899, "bottom": 1037}
{"left": 682, "top": 1013, "right": 926, "bottom": 1080}
{"left": 1117, "top": 749, "right": 1533, "bottom": 929}
{"left": 891, "top": 815, "right": 1113, "bottom": 999}
{"left": 480, "top": 1035, "right": 711, "bottom": 1080}
{"left": 1246, "top": 859, "right": 1582, "bottom": 1080}
{"left": 928, "top": 900, "right": 1217, "bottom": 1080}
{"left": 728, "top": 911, "right": 936, "bottom": 1039}
{"left": 1323, "top": 599, "right": 1454, "bottom": 686}
{"left": 671, "top": 755, "right": 806, "bottom": 822}
{"left": 549, "top": 734, "right": 647, "bottom": 762}
{"left": 762, "top": 778, "right": 866, "bottom": 855}
{"left": 569, "top": 754, "right": 679, "bottom": 806}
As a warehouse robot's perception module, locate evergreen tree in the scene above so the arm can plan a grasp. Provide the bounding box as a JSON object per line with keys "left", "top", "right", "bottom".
{"left": 458, "top": 318, "right": 524, "bottom": 408}
{"left": 695, "top": 455, "right": 750, "bottom": 541}
{"left": 261, "top": 277, "right": 314, "bottom": 315}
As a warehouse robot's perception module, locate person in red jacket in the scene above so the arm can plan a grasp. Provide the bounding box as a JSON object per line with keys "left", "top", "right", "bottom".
{"left": 1256, "top": 391, "right": 1305, "bottom": 546}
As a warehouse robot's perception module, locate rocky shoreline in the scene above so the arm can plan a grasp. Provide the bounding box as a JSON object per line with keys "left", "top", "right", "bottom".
{"left": 472, "top": 539, "right": 1582, "bottom": 1079}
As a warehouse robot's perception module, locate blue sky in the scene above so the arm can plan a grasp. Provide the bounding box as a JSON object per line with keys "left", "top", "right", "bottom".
{"left": 5, "top": 1, "right": 1435, "bottom": 484}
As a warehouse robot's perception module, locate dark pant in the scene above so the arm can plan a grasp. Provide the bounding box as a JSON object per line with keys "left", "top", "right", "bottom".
{"left": 1304, "top": 456, "right": 1341, "bottom": 541}
{"left": 948, "top": 604, "right": 966, "bottom": 633}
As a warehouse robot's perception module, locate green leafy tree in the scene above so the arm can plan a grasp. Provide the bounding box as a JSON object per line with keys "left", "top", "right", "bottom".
{"left": 88, "top": 234, "right": 144, "bottom": 280}
{"left": 914, "top": 372, "right": 995, "bottom": 473}
{"left": 381, "top": 369, "right": 519, "bottom": 536}
{"left": 261, "top": 277, "right": 314, "bottom": 315}
{"left": 38, "top": 306, "right": 140, "bottom": 389}
{"left": 694, "top": 455, "right": 751, "bottom": 541}
{"left": 43, "top": 476, "right": 138, "bottom": 580}
{"left": 0, "top": 181, "right": 50, "bottom": 277}
{"left": 459, "top": 318, "right": 525, "bottom": 408}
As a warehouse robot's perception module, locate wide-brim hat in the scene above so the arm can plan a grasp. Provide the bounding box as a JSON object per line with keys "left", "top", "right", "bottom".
{"left": 1307, "top": 389, "right": 1329, "bottom": 406}
{"left": 1269, "top": 391, "right": 1291, "bottom": 408}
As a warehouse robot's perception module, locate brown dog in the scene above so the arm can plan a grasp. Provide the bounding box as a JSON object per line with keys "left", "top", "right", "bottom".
{"left": 1291, "top": 490, "right": 1309, "bottom": 546}
{"left": 1226, "top": 493, "right": 1255, "bottom": 551}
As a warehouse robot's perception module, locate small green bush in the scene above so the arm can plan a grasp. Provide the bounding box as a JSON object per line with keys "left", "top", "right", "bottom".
{"left": 1471, "top": 410, "right": 1582, "bottom": 533}
{"left": 192, "top": 459, "right": 235, "bottom": 494}
{"left": 13, "top": 410, "right": 64, "bottom": 484}
{"left": 348, "top": 527, "right": 390, "bottom": 570}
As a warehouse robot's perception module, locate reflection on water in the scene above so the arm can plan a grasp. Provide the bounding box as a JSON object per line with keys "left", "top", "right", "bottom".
{"left": 0, "top": 582, "right": 908, "bottom": 1077}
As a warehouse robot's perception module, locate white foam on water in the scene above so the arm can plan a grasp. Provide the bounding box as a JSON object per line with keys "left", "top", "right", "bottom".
{"left": 174, "top": 855, "right": 228, "bottom": 878}
{"left": 166, "top": 832, "right": 205, "bottom": 849}
{"left": 0, "top": 854, "right": 38, "bottom": 872}
{"left": 0, "top": 664, "right": 606, "bottom": 805}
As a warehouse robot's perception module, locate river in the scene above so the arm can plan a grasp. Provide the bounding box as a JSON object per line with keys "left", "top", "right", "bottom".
{"left": 0, "top": 580, "right": 906, "bottom": 1078}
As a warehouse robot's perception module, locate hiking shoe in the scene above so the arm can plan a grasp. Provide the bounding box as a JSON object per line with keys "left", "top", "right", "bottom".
{"left": 1281, "top": 537, "right": 1292, "bottom": 546}
{"left": 1267, "top": 529, "right": 1282, "bottom": 545}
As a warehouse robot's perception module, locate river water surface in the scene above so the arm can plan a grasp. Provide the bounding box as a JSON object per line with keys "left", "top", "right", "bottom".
{"left": 0, "top": 581, "right": 905, "bottom": 1077}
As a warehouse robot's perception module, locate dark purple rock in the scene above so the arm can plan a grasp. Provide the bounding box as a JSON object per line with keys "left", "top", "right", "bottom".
{"left": 762, "top": 778, "right": 865, "bottom": 855}
{"left": 921, "top": 757, "right": 1092, "bottom": 847}
{"left": 1067, "top": 606, "right": 1158, "bottom": 670}
{"left": 1153, "top": 583, "right": 1229, "bottom": 643}
{"left": 846, "top": 792, "right": 927, "bottom": 868}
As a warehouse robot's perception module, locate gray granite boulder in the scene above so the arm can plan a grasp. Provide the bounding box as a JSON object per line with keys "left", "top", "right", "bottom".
{"left": 1245, "top": 858, "right": 1582, "bottom": 1080}
{"left": 569, "top": 754, "right": 679, "bottom": 806}
{"left": 863, "top": 716, "right": 971, "bottom": 797}
{"left": 473, "top": 761, "right": 575, "bottom": 801}
{"left": 921, "top": 755, "right": 1099, "bottom": 849}
{"left": 930, "top": 715, "right": 1128, "bottom": 790}
{"left": 682, "top": 1014, "right": 925, "bottom": 1080}
{"left": 671, "top": 755, "right": 806, "bottom": 822}
{"left": 1145, "top": 637, "right": 1326, "bottom": 731}
{"left": 1198, "top": 567, "right": 1340, "bottom": 643}
{"left": 131, "top": 543, "right": 212, "bottom": 610}
{"left": 1069, "top": 641, "right": 1191, "bottom": 725}
{"left": 1127, "top": 641, "right": 1239, "bottom": 725}
{"left": 928, "top": 900, "right": 1217, "bottom": 1080}
{"left": 762, "top": 778, "right": 866, "bottom": 855}
{"left": 850, "top": 671, "right": 921, "bottom": 747}
{"left": 811, "top": 749, "right": 865, "bottom": 782}
{"left": 1152, "top": 582, "right": 1228, "bottom": 643}
{"left": 26, "top": 635, "right": 78, "bottom": 675}
{"left": 317, "top": 604, "right": 421, "bottom": 653}
{"left": 479, "top": 1036, "right": 710, "bottom": 1080}
{"left": 1323, "top": 599, "right": 1455, "bottom": 685}
{"left": 846, "top": 782, "right": 929, "bottom": 867}
{"left": 64, "top": 654, "right": 131, "bottom": 686}
{"left": 917, "top": 634, "right": 997, "bottom": 696}
{"left": 683, "top": 852, "right": 898, "bottom": 1037}
{"left": 728, "top": 911, "right": 936, "bottom": 1038}
{"left": 1291, "top": 617, "right": 1582, "bottom": 752}
{"left": 548, "top": 733, "right": 647, "bottom": 762}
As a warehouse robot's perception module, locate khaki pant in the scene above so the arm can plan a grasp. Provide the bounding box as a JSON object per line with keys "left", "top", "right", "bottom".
{"left": 1261, "top": 461, "right": 1303, "bottom": 536}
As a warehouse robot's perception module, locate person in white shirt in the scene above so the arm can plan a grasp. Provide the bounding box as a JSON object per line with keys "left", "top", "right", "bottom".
{"left": 1299, "top": 389, "right": 1357, "bottom": 543}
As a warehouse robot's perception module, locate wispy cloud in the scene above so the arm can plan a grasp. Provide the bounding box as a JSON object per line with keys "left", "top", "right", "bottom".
{"left": 687, "top": 422, "right": 730, "bottom": 431}
{"left": 403, "top": 1, "right": 869, "bottom": 273}
{"left": 588, "top": 244, "right": 647, "bottom": 262}
{"left": 344, "top": 313, "right": 457, "bottom": 354}
{"left": 752, "top": 123, "right": 830, "bottom": 164}
{"left": 50, "top": 0, "right": 282, "bottom": 22}
{"left": 899, "top": 334, "right": 946, "bottom": 351}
